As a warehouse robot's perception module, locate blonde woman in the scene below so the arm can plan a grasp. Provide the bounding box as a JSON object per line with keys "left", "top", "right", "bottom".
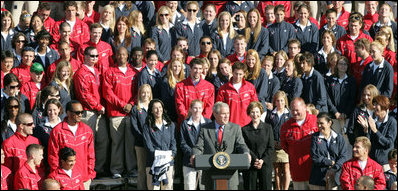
{"left": 49, "top": 60, "right": 74, "bottom": 110}
{"left": 212, "top": 11, "right": 235, "bottom": 57}
{"left": 245, "top": 8, "right": 269, "bottom": 58}
{"left": 99, "top": 4, "right": 115, "bottom": 43}
{"left": 151, "top": 6, "right": 174, "bottom": 62}
{"left": 128, "top": 10, "right": 146, "bottom": 48}
{"left": 245, "top": 49, "right": 268, "bottom": 109}
{"left": 1, "top": 11, "right": 16, "bottom": 51}
{"left": 274, "top": 50, "right": 288, "bottom": 82}
{"left": 375, "top": 29, "right": 396, "bottom": 71}
{"left": 14, "top": 10, "right": 31, "bottom": 35}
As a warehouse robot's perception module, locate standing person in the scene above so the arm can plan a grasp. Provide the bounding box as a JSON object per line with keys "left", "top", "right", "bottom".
{"left": 102, "top": 47, "right": 137, "bottom": 179}
{"left": 128, "top": 10, "right": 146, "bottom": 49}
{"left": 197, "top": 36, "right": 213, "bottom": 58}
{"left": 11, "top": 47, "right": 35, "bottom": 85}
{"left": 262, "top": 5, "right": 276, "bottom": 28}
{"left": 160, "top": 46, "right": 191, "bottom": 78}
{"left": 110, "top": 16, "right": 133, "bottom": 59}
{"left": 261, "top": 55, "right": 280, "bottom": 111}
{"left": 340, "top": 136, "right": 386, "bottom": 190}
{"left": 1, "top": 148, "right": 12, "bottom": 190}
{"left": 112, "top": 1, "right": 136, "bottom": 22}
{"left": 320, "top": 1, "right": 351, "bottom": 30}
{"left": 242, "top": 101, "right": 274, "bottom": 190}
{"left": 130, "top": 84, "right": 153, "bottom": 190}
{"left": 47, "top": 147, "right": 84, "bottom": 190}
{"left": 151, "top": 6, "right": 175, "bottom": 63}
{"left": 1, "top": 11, "right": 15, "bottom": 51}
{"left": 363, "top": 1, "right": 379, "bottom": 31}
{"left": 137, "top": 50, "right": 162, "bottom": 98}
{"left": 50, "top": 22, "right": 80, "bottom": 58}
{"left": 142, "top": 99, "right": 176, "bottom": 190}
{"left": 13, "top": 144, "right": 44, "bottom": 190}
{"left": 48, "top": 60, "right": 76, "bottom": 111}
{"left": 134, "top": 1, "right": 156, "bottom": 33}
{"left": 175, "top": 58, "right": 215, "bottom": 125}
{"left": 226, "top": 35, "right": 247, "bottom": 63}
{"left": 48, "top": 100, "right": 95, "bottom": 190}
{"left": 213, "top": 58, "right": 233, "bottom": 96}
{"left": 211, "top": 11, "right": 235, "bottom": 58}
{"left": 25, "top": 13, "right": 45, "bottom": 45}
{"left": 31, "top": 85, "right": 62, "bottom": 127}
{"left": 216, "top": 62, "right": 258, "bottom": 127}
{"left": 280, "top": 98, "right": 319, "bottom": 190}
{"left": 10, "top": 33, "right": 27, "bottom": 67}
{"left": 20, "top": 62, "right": 45, "bottom": 110}
{"left": 233, "top": 10, "right": 247, "bottom": 35}
{"left": 130, "top": 47, "right": 144, "bottom": 73}
{"left": 73, "top": 47, "right": 109, "bottom": 178}
{"left": 309, "top": 113, "right": 350, "bottom": 190}
{"left": 369, "top": 3, "right": 397, "bottom": 45}
{"left": 1, "top": 97, "right": 20, "bottom": 142}
{"left": 191, "top": 101, "right": 251, "bottom": 190}
{"left": 268, "top": 5, "right": 296, "bottom": 55}
{"left": 180, "top": 100, "right": 211, "bottom": 190}
{"left": 82, "top": 1, "right": 100, "bottom": 27}
{"left": 357, "top": 95, "right": 397, "bottom": 170}
{"left": 244, "top": 49, "right": 268, "bottom": 109}
{"left": 206, "top": 49, "right": 221, "bottom": 83}
{"left": 3, "top": 113, "right": 40, "bottom": 175}
{"left": 385, "top": 149, "right": 397, "bottom": 190}
{"left": 315, "top": 30, "right": 340, "bottom": 75}
{"left": 1, "top": 73, "right": 31, "bottom": 119}
{"left": 292, "top": 4, "right": 319, "bottom": 54}
{"left": 244, "top": 8, "right": 269, "bottom": 58}
{"left": 32, "top": 30, "right": 59, "bottom": 74}
{"left": 14, "top": 11, "right": 31, "bottom": 37}
{"left": 97, "top": 5, "right": 115, "bottom": 44}
{"left": 166, "top": 1, "right": 185, "bottom": 26}
{"left": 353, "top": 38, "right": 373, "bottom": 87}
{"left": 201, "top": 3, "right": 218, "bottom": 38}
{"left": 318, "top": 9, "right": 347, "bottom": 48}
{"left": 273, "top": 51, "right": 288, "bottom": 83}
{"left": 280, "top": 59, "right": 302, "bottom": 103}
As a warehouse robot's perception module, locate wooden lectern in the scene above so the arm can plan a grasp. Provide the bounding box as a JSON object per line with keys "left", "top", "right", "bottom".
{"left": 195, "top": 154, "right": 250, "bottom": 190}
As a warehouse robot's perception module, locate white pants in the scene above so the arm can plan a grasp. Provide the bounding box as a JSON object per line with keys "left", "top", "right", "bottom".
{"left": 183, "top": 166, "right": 203, "bottom": 190}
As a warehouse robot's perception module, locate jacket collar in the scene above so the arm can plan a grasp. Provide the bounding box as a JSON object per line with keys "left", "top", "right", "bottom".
{"left": 187, "top": 116, "right": 206, "bottom": 126}
{"left": 319, "top": 129, "right": 338, "bottom": 139}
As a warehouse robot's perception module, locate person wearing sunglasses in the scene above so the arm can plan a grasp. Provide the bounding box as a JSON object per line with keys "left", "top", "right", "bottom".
{"left": 2, "top": 113, "right": 40, "bottom": 176}
{"left": 1, "top": 73, "right": 31, "bottom": 121}
{"left": 1, "top": 97, "right": 20, "bottom": 142}
{"left": 197, "top": 36, "right": 213, "bottom": 58}
{"left": 173, "top": 1, "right": 203, "bottom": 57}
{"left": 48, "top": 100, "right": 95, "bottom": 190}
{"left": 10, "top": 32, "right": 28, "bottom": 67}
{"left": 151, "top": 6, "right": 175, "bottom": 63}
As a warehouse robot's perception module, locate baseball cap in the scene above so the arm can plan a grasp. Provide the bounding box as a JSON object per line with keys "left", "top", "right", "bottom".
{"left": 30, "top": 62, "right": 44, "bottom": 74}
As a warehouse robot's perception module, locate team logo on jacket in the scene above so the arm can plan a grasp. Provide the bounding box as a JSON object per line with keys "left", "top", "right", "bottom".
{"left": 102, "top": 53, "right": 106, "bottom": 57}
{"left": 81, "top": 136, "right": 86, "bottom": 140}
{"left": 76, "top": 179, "right": 80, "bottom": 183}
{"left": 244, "top": 93, "right": 249, "bottom": 97}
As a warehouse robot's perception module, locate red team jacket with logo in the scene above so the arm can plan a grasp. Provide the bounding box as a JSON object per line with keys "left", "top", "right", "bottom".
{"left": 73, "top": 65, "right": 103, "bottom": 112}
{"left": 20, "top": 80, "right": 45, "bottom": 110}
{"left": 216, "top": 79, "right": 258, "bottom": 127}
{"left": 11, "top": 63, "right": 31, "bottom": 85}
{"left": 77, "top": 40, "right": 114, "bottom": 76}
{"left": 280, "top": 113, "right": 318, "bottom": 181}
{"left": 336, "top": 31, "right": 373, "bottom": 64}
{"left": 321, "top": 7, "right": 351, "bottom": 30}
{"left": 13, "top": 162, "right": 44, "bottom": 190}
{"left": 48, "top": 167, "right": 85, "bottom": 190}
{"left": 52, "top": 18, "right": 90, "bottom": 46}
{"left": 48, "top": 120, "right": 96, "bottom": 182}
{"left": 351, "top": 55, "right": 373, "bottom": 87}
{"left": 1, "top": 165, "right": 11, "bottom": 190}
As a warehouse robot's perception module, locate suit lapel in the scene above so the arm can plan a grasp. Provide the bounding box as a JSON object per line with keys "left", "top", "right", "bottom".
{"left": 207, "top": 121, "right": 218, "bottom": 146}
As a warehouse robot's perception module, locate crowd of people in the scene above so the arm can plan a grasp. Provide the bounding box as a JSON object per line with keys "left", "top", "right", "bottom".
{"left": 1, "top": 1, "right": 397, "bottom": 190}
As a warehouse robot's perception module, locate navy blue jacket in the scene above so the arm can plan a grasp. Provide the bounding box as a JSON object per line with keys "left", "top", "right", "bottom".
{"left": 213, "top": 75, "right": 230, "bottom": 97}
{"left": 101, "top": 27, "right": 113, "bottom": 44}
{"left": 247, "top": 68, "right": 268, "bottom": 109}
{"left": 151, "top": 26, "right": 175, "bottom": 62}
{"left": 142, "top": 121, "right": 177, "bottom": 167}
{"left": 293, "top": 21, "right": 319, "bottom": 54}
{"left": 265, "top": 74, "right": 280, "bottom": 103}
{"left": 325, "top": 75, "right": 356, "bottom": 116}
{"left": 301, "top": 68, "right": 328, "bottom": 112}
{"left": 1, "top": 120, "right": 15, "bottom": 142}
{"left": 246, "top": 27, "right": 269, "bottom": 58}
{"left": 201, "top": 20, "right": 218, "bottom": 38}
{"left": 314, "top": 49, "right": 342, "bottom": 76}
{"left": 280, "top": 76, "right": 303, "bottom": 103}
{"left": 359, "top": 60, "right": 394, "bottom": 98}
{"left": 268, "top": 21, "right": 296, "bottom": 54}
{"left": 115, "top": 4, "right": 137, "bottom": 21}
{"left": 33, "top": 47, "right": 60, "bottom": 72}
{"left": 211, "top": 31, "right": 234, "bottom": 58}
{"left": 273, "top": 70, "right": 287, "bottom": 84}
{"left": 1, "top": 29, "right": 15, "bottom": 51}
{"left": 347, "top": 106, "right": 373, "bottom": 145}
{"left": 158, "top": 77, "right": 178, "bottom": 122}
{"left": 369, "top": 21, "right": 398, "bottom": 51}
{"left": 318, "top": 25, "right": 346, "bottom": 50}
{"left": 172, "top": 12, "right": 185, "bottom": 26}
{"left": 138, "top": 67, "right": 162, "bottom": 98}
{"left": 385, "top": 170, "right": 397, "bottom": 190}
{"left": 223, "top": 1, "right": 255, "bottom": 16}
{"left": 179, "top": 117, "right": 212, "bottom": 167}
{"left": 310, "top": 131, "right": 350, "bottom": 186}
{"left": 174, "top": 20, "right": 204, "bottom": 56}
{"left": 367, "top": 115, "right": 397, "bottom": 165}
{"left": 130, "top": 27, "right": 144, "bottom": 49}
{"left": 269, "top": 109, "right": 291, "bottom": 143}
{"left": 131, "top": 105, "right": 148, "bottom": 147}
{"left": 49, "top": 81, "right": 73, "bottom": 113}
{"left": 135, "top": 1, "right": 155, "bottom": 32}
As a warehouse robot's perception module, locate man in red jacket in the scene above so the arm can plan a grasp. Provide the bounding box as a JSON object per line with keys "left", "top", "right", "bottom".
{"left": 11, "top": 47, "right": 35, "bottom": 85}
{"left": 37, "top": 2, "right": 56, "bottom": 35}
{"left": 320, "top": 1, "right": 351, "bottom": 30}
{"left": 227, "top": 35, "right": 247, "bottom": 63}
{"left": 3, "top": 113, "right": 40, "bottom": 176}
{"left": 13, "top": 144, "right": 45, "bottom": 190}
{"left": 340, "top": 136, "right": 386, "bottom": 190}
{"left": 48, "top": 100, "right": 95, "bottom": 190}
{"left": 353, "top": 38, "right": 373, "bottom": 87}
{"left": 216, "top": 62, "right": 258, "bottom": 127}
{"left": 73, "top": 47, "right": 109, "bottom": 179}
{"left": 280, "top": 97, "right": 318, "bottom": 190}
{"left": 175, "top": 58, "right": 215, "bottom": 125}
{"left": 103, "top": 47, "right": 138, "bottom": 178}
{"left": 48, "top": 147, "right": 85, "bottom": 190}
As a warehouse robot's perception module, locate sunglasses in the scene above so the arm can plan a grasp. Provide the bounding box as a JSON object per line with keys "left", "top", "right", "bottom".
{"left": 22, "top": 122, "right": 34, "bottom": 126}
{"left": 16, "top": 40, "right": 26, "bottom": 43}
{"left": 9, "top": 105, "right": 19, "bottom": 109}
{"left": 9, "top": 85, "right": 19, "bottom": 89}
{"left": 187, "top": 9, "right": 197, "bottom": 12}
{"left": 201, "top": 42, "right": 211, "bottom": 45}
{"left": 71, "top": 110, "right": 84, "bottom": 115}
{"left": 160, "top": 13, "right": 169, "bottom": 17}
{"left": 89, "top": 55, "right": 99, "bottom": 58}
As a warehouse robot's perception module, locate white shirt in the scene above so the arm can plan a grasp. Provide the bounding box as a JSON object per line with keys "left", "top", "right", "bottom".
{"left": 63, "top": 169, "right": 73, "bottom": 178}
{"left": 222, "top": 33, "right": 229, "bottom": 50}
{"left": 358, "top": 159, "right": 367, "bottom": 171}
{"left": 35, "top": 83, "right": 41, "bottom": 90}
{"left": 318, "top": 47, "right": 336, "bottom": 62}
{"left": 296, "top": 119, "right": 305, "bottom": 127}
{"left": 370, "top": 58, "right": 385, "bottom": 73}
{"left": 302, "top": 67, "right": 314, "bottom": 79}
{"left": 85, "top": 64, "right": 96, "bottom": 75}
{"left": 119, "top": 66, "right": 128, "bottom": 74}
{"left": 296, "top": 20, "right": 312, "bottom": 31}
{"left": 7, "top": 120, "right": 17, "bottom": 133}
{"left": 66, "top": 20, "right": 76, "bottom": 33}
{"left": 337, "top": 74, "right": 348, "bottom": 84}
{"left": 68, "top": 124, "right": 78, "bottom": 136}
{"left": 187, "top": 116, "right": 206, "bottom": 132}
{"left": 375, "top": 113, "right": 389, "bottom": 127}
{"left": 350, "top": 34, "right": 359, "bottom": 41}
{"left": 118, "top": 4, "right": 125, "bottom": 11}
{"left": 233, "top": 82, "right": 242, "bottom": 93}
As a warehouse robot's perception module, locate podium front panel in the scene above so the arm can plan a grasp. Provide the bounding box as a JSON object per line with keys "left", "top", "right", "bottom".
{"left": 195, "top": 154, "right": 250, "bottom": 170}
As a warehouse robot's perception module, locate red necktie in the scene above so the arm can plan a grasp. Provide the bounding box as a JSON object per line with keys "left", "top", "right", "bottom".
{"left": 218, "top": 126, "right": 223, "bottom": 145}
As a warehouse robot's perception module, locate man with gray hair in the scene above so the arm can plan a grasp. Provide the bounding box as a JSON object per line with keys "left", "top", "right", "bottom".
{"left": 191, "top": 101, "right": 251, "bottom": 190}
{"left": 355, "top": 175, "right": 375, "bottom": 190}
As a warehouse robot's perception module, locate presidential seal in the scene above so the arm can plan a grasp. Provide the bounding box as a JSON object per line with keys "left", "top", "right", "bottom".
{"left": 213, "top": 152, "right": 231, "bottom": 169}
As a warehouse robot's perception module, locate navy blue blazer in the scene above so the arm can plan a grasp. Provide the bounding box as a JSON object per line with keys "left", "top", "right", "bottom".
{"left": 246, "top": 27, "right": 269, "bottom": 58}
{"left": 33, "top": 46, "right": 60, "bottom": 72}
{"left": 201, "top": 20, "right": 218, "bottom": 37}
{"left": 325, "top": 75, "right": 356, "bottom": 116}
{"left": 293, "top": 21, "right": 319, "bottom": 54}
{"left": 1, "top": 29, "right": 15, "bottom": 51}
{"left": 359, "top": 60, "right": 394, "bottom": 98}
{"left": 211, "top": 31, "right": 234, "bottom": 58}
{"left": 368, "top": 115, "right": 397, "bottom": 165}
{"left": 174, "top": 20, "right": 204, "bottom": 56}
{"left": 301, "top": 68, "right": 328, "bottom": 112}
{"left": 280, "top": 76, "right": 303, "bottom": 103}
{"left": 268, "top": 21, "right": 296, "bottom": 54}
{"left": 179, "top": 117, "right": 212, "bottom": 167}
{"left": 247, "top": 68, "right": 268, "bottom": 109}
{"left": 151, "top": 26, "right": 175, "bottom": 62}
{"left": 131, "top": 105, "right": 148, "bottom": 147}
{"left": 310, "top": 131, "right": 349, "bottom": 186}
{"left": 265, "top": 74, "right": 280, "bottom": 103}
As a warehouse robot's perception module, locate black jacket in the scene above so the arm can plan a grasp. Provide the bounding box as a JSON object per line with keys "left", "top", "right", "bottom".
{"left": 325, "top": 75, "right": 356, "bottom": 116}
{"left": 301, "top": 68, "right": 328, "bottom": 112}
{"left": 242, "top": 121, "right": 274, "bottom": 166}
{"left": 268, "top": 21, "right": 296, "bottom": 54}
{"left": 359, "top": 60, "right": 394, "bottom": 98}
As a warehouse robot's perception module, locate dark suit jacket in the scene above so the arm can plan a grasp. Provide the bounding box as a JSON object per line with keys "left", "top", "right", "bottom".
{"left": 192, "top": 121, "right": 249, "bottom": 188}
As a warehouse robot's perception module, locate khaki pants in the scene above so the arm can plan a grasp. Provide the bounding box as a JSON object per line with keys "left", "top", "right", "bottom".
{"left": 146, "top": 166, "right": 174, "bottom": 190}
{"left": 135, "top": 146, "right": 147, "bottom": 190}
{"left": 11, "top": 1, "right": 39, "bottom": 24}
{"left": 183, "top": 166, "right": 203, "bottom": 190}
{"left": 81, "top": 110, "right": 109, "bottom": 175}
{"left": 110, "top": 116, "right": 134, "bottom": 174}
{"left": 83, "top": 179, "right": 91, "bottom": 190}
{"left": 293, "top": 181, "right": 310, "bottom": 190}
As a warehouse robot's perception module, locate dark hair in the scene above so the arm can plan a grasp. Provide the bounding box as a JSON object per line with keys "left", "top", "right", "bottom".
{"left": 274, "top": 4, "right": 285, "bottom": 13}
{"left": 44, "top": 99, "right": 63, "bottom": 117}
{"left": 317, "top": 112, "right": 333, "bottom": 124}
{"left": 325, "top": 8, "right": 337, "bottom": 16}
{"left": 388, "top": 149, "right": 397, "bottom": 160}
{"left": 1, "top": 50, "right": 14, "bottom": 62}
{"left": 35, "top": 86, "right": 60, "bottom": 109}
{"left": 29, "top": 13, "right": 45, "bottom": 31}
{"left": 11, "top": 32, "right": 27, "bottom": 49}
{"left": 59, "top": 147, "right": 76, "bottom": 162}
{"left": 146, "top": 50, "right": 158, "bottom": 60}
{"left": 357, "top": 175, "right": 375, "bottom": 190}
{"left": 3, "top": 73, "right": 20, "bottom": 87}
{"left": 38, "top": 2, "right": 51, "bottom": 11}
{"left": 59, "top": 22, "right": 71, "bottom": 32}
{"left": 22, "top": 46, "right": 35, "bottom": 55}
{"left": 190, "top": 58, "right": 204, "bottom": 68}
{"left": 35, "top": 29, "right": 52, "bottom": 43}
{"left": 3, "top": 97, "right": 21, "bottom": 121}
{"left": 66, "top": 100, "right": 81, "bottom": 112}
{"left": 145, "top": 99, "right": 172, "bottom": 129}
{"left": 89, "top": 23, "right": 102, "bottom": 32}
{"left": 298, "top": 51, "right": 315, "bottom": 67}
{"left": 64, "top": 1, "right": 78, "bottom": 11}
{"left": 84, "top": 46, "right": 97, "bottom": 56}
{"left": 131, "top": 46, "right": 143, "bottom": 54}
{"left": 232, "top": 61, "right": 247, "bottom": 72}
{"left": 200, "top": 36, "right": 212, "bottom": 43}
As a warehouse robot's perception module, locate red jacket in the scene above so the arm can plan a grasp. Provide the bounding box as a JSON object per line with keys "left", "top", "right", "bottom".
{"left": 363, "top": 12, "right": 379, "bottom": 31}
{"left": 1, "top": 165, "right": 11, "bottom": 190}
{"left": 102, "top": 66, "right": 138, "bottom": 117}
{"left": 321, "top": 8, "right": 350, "bottom": 30}
{"left": 73, "top": 65, "right": 103, "bottom": 112}
{"left": 258, "top": 1, "right": 290, "bottom": 24}
{"left": 20, "top": 80, "right": 45, "bottom": 110}
{"left": 82, "top": 10, "right": 100, "bottom": 27}
{"left": 340, "top": 157, "right": 386, "bottom": 190}
{"left": 336, "top": 31, "right": 373, "bottom": 64}
{"left": 46, "top": 57, "right": 81, "bottom": 84}
{"left": 3, "top": 132, "right": 40, "bottom": 174}
{"left": 48, "top": 167, "right": 85, "bottom": 190}
{"left": 13, "top": 162, "right": 44, "bottom": 190}
{"left": 175, "top": 77, "right": 215, "bottom": 124}
{"left": 1, "top": 71, "right": 4, "bottom": 89}
{"left": 11, "top": 63, "right": 31, "bottom": 85}
{"left": 52, "top": 18, "right": 90, "bottom": 46}
{"left": 44, "top": 16, "right": 56, "bottom": 35}
{"left": 280, "top": 113, "right": 318, "bottom": 181}
{"left": 48, "top": 120, "right": 95, "bottom": 181}
{"left": 226, "top": 52, "right": 246, "bottom": 64}
{"left": 216, "top": 79, "right": 258, "bottom": 127}
{"left": 351, "top": 55, "right": 373, "bottom": 87}
{"left": 50, "top": 40, "right": 79, "bottom": 58}
{"left": 77, "top": 40, "right": 114, "bottom": 76}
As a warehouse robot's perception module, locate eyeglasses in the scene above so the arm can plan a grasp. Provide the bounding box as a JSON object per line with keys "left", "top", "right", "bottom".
{"left": 71, "top": 110, "right": 84, "bottom": 115}
{"left": 9, "top": 105, "right": 19, "bottom": 109}
{"left": 201, "top": 42, "right": 211, "bottom": 45}
{"left": 89, "top": 55, "right": 99, "bottom": 58}
{"left": 160, "top": 13, "right": 169, "bottom": 17}
{"left": 16, "top": 40, "right": 26, "bottom": 43}
{"left": 22, "top": 122, "right": 34, "bottom": 126}
{"left": 9, "top": 85, "right": 19, "bottom": 89}
{"left": 187, "top": 9, "right": 197, "bottom": 12}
